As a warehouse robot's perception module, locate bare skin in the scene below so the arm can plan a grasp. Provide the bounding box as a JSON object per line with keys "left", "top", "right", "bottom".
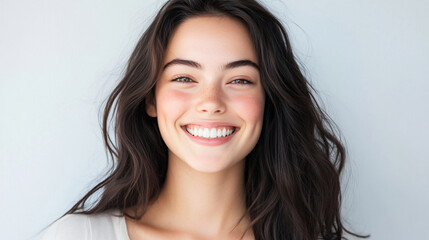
{"left": 124, "top": 160, "right": 254, "bottom": 240}
{"left": 123, "top": 15, "right": 263, "bottom": 240}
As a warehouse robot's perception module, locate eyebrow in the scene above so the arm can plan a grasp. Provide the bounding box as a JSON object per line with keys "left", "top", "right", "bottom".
{"left": 162, "top": 58, "right": 260, "bottom": 71}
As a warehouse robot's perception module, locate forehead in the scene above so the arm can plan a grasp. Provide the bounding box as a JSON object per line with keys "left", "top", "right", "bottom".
{"left": 164, "top": 16, "right": 258, "bottom": 64}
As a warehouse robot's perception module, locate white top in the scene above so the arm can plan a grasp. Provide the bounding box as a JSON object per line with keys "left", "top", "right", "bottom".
{"left": 42, "top": 209, "right": 131, "bottom": 240}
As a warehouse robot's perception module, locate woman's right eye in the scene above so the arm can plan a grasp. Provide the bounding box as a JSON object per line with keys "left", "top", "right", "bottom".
{"left": 171, "top": 76, "right": 195, "bottom": 84}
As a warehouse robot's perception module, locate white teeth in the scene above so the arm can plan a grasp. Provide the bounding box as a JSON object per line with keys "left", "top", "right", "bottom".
{"left": 210, "top": 128, "right": 217, "bottom": 138}
{"left": 186, "top": 126, "right": 235, "bottom": 139}
{"left": 203, "top": 128, "right": 210, "bottom": 138}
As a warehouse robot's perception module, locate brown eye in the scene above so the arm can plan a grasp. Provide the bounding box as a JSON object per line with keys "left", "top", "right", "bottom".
{"left": 230, "top": 79, "right": 253, "bottom": 85}
{"left": 172, "top": 76, "right": 195, "bottom": 83}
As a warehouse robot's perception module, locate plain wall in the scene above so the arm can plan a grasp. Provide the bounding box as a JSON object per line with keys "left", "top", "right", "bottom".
{"left": 1, "top": 0, "right": 428, "bottom": 239}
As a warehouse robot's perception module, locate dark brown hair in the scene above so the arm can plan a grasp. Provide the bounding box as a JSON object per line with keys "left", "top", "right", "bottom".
{"left": 44, "top": 0, "right": 368, "bottom": 239}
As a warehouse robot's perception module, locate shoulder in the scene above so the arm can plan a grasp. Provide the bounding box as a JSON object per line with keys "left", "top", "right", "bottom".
{"left": 42, "top": 210, "right": 120, "bottom": 240}
{"left": 42, "top": 213, "right": 91, "bottom": 240}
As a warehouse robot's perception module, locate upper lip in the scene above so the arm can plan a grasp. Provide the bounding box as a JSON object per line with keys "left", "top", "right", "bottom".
{"left": 181, "top": 121, "right": 239, "bottom": 128}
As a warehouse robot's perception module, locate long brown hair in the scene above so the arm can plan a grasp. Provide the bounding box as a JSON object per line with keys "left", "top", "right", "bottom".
{"left": 44, "top": 0, "right": 368, "bottom": 239}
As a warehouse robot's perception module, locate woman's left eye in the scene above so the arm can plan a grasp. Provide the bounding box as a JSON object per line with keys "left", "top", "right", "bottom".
{"left": 230, "top": 79, "right": 253, "bottom": 85}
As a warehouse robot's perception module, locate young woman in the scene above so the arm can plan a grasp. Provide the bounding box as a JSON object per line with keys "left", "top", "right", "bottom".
{"left": 42, "top": 0, "right": 367, "bottom": 239}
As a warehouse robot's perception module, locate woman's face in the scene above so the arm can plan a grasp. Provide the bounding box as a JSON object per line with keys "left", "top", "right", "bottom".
{"left": 147, "top": 16, "right": 265, "bottom": 173}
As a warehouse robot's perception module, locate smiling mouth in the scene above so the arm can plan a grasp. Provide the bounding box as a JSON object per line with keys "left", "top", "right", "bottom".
{"left": 182, "top": 125, "right": 238, "bottom": 139}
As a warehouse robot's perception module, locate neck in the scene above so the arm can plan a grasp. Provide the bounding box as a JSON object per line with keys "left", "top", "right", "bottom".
{"left": 141, "top": 153, "right": 250, "bottom": 237}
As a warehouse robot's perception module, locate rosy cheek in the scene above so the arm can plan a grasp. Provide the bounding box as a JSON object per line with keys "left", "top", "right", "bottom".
{"left": 231, "top": 92, "right": 265, "bottom": 121}
{"left": 157, "top": 89, "right": 192, "bottom": 117}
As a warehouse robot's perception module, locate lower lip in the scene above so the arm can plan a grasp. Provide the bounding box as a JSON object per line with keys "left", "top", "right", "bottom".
{"left": 181, "top": 126, "right": 238, "bottom": 146}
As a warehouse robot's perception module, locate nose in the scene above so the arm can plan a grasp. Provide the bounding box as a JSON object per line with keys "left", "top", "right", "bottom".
{"left": 195, "top": 85, "right": 226, "bottom": 114}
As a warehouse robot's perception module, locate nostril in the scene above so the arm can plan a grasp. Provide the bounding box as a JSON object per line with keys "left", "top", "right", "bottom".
{"left": 199, "top": 108, "right": 224, "bottom": 114}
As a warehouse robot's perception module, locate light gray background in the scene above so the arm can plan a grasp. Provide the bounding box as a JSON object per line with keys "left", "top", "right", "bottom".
{"left": 1, "top": 0, "right": 428, "bottom": 239}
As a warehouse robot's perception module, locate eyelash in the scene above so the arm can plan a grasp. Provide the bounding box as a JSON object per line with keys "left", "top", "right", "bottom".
{"left": 172, "top": 76, "right": 195, "bottom": 84}
{"left": 230, "top": 79, "right": 253, "bottom": 85}
{"left": 171, "top": 76, "right": 253, "bottom": 85}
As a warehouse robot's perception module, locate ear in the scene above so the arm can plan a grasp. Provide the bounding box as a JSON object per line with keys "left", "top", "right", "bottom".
{"left": 145, "top": 93, "right": 157, "bottom": 117}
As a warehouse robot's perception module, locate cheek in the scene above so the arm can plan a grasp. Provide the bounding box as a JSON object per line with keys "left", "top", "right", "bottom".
{"left": 231, "top": 92, "right": 265, "bottom": 122}
{"left": 157, "top": 89, "right": 191, "bottom": 119}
